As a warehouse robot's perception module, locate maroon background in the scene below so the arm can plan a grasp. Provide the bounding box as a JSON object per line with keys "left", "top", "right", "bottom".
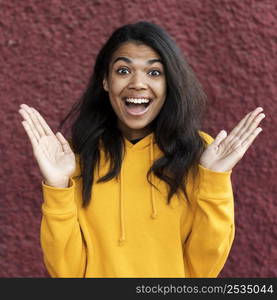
{"left": 1, "top": 0, "right": 276, "bottom": 277}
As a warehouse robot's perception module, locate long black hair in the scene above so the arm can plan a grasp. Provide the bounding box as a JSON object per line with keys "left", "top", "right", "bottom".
{"left": 58, "top": 21, "right": 208, "bottom": 207}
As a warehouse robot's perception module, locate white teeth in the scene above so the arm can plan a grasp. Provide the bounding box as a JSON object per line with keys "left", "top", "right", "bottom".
{"left": 125, "top": 98, "right": 150, "bottom": 104}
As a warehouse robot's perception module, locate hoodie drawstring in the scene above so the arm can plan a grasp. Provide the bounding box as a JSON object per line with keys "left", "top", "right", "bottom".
{"left": 150, "top": 135, "right": 158, "bottom": 219}
{"left": 119, "top": 167, "right": 126, "bottom": 246}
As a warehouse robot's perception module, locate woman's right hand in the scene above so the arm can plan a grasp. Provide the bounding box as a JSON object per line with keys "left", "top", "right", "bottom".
{"left": 18, "top": 104, "right": 76, "bottom": 188}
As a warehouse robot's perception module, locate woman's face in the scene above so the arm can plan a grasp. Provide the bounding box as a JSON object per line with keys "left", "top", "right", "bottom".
{"left": 103, "top": 42, "right": 167, "bottom": 141}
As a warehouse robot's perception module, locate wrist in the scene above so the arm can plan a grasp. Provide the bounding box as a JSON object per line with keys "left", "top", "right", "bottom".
{"left": 199, "top": 162, "right": 233, "bottom": 173}
{"left": 44, "top": 178, "right": 69, "bottom": 188}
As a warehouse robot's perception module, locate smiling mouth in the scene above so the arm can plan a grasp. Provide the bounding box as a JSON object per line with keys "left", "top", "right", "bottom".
{"left": 123, "top": 97, "right": 152, "bottom": 116}
{"left": 124, "top": 97, "right": 152, "bottom": 107}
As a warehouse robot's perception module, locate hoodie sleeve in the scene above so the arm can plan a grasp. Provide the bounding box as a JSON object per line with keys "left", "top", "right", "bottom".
{"left": 40, "top": 155, "right": 86, "bottom": 278}
{"left": 183, "top": 131, "right": 235, "bottom": 277}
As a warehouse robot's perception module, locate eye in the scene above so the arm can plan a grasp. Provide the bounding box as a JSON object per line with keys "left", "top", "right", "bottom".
{"left": 148, "top": 69, "right": 162, "bottom": 76}
{"left": 116, "top": 67, "right": 130, "bottom": 75}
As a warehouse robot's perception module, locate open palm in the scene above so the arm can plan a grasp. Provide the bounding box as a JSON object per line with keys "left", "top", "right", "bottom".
{"left": 18, "top": 104, "right": 76, "bottom": 188}
{"left": 200, "top": 107, "right": 265, "bottom": 172}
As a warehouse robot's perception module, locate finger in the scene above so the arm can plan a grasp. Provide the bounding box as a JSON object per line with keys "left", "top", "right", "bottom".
{"left": 224, "top": 107, "right": 263, "bottom": 145}
{"left": 21, "top": 121, "right": 39, "bottom": 151}
{"left": 240, "top": 112, "right": 265, "bottom": 145}
{"left": 236, "top": 107, "right": 264, "bottom": 140}
{"left": 31, "top": 107, "right": 55, "bottom": 136}
{"left": 19, "top": 104, "right": 45, "bottom": 138}
{"left": 211, "top": 130, "right": 227, "bottom": 147}
{"left": 241, "top": 127, "right": 263, "bottom": 149}
{"left": 19, "top": 105, "right": 50, "bottom": 155}
{"left": 21, "top": 120, "right": 53, "bottom": 168}
{"left": 18, "top": 108, "right": 40, "bottom": 143}
{"left": 56, "top": 132, "right": 72, "bottom": 154}
{"left": 27, "top": 107, "right": 47, "bottom": 137}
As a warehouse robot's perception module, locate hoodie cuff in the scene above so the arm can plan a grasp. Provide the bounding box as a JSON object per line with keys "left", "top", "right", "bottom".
{"left": 198, "top": 164, "right": 233, "bottom": 199}
{"left": 41, "top": 177, "right": 76, "bottom": 213}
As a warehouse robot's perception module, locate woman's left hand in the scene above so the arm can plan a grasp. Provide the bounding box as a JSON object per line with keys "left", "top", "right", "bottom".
{"left": 199, "top": 107, "right": 265, "bottom": 172}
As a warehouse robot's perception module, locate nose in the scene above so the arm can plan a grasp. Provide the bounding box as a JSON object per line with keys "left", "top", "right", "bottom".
{"left": 128, "top": 72, "right": 147, "bottom": 90}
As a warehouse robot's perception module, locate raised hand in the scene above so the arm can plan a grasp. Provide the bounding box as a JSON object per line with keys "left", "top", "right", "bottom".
{"left": 18, "top": 104, "right": 76, "bottom": 188}
{"left": 200, "top": 107, "right": 265, "bottom": 172}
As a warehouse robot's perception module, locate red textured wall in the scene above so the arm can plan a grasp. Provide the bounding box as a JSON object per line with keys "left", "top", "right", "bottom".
{"left": 1, "top": 0, "right": 276, "bottom": 277}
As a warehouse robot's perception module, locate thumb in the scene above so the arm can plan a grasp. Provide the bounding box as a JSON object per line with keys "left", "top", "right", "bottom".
{"left": 212, "top": 130, "right": 227, "bottom": 147}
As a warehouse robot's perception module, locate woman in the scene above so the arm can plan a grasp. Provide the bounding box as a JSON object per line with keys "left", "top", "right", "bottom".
{"left": 18, "top": 21, "right": 265, "bottom": 278}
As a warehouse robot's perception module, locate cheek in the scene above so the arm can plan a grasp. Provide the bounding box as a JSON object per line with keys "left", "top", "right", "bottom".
{"left": 108, "top": 78, "right": 126, "bottom": 104}
{"left": 153, "top": 81, "right": 167, "bottom": 113}
{"left": 155, "top": 80, "right": 167, "bottom": 100}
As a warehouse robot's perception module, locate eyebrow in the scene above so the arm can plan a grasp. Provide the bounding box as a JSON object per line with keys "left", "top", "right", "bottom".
{"left": 112, "top": 56, "right": 163, "bottom": 65}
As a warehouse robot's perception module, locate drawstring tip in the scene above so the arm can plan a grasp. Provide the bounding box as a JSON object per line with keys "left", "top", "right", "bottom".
{"left": 151, "top": 213, "right": 158, "bottom": 219}
{"left": 118, "top": 238, "right": 125, "bottom": 246}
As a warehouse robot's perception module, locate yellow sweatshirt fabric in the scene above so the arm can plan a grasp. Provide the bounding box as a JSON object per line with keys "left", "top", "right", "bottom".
{"left": 40, "top": 131, "right": 235, "bottom": 278}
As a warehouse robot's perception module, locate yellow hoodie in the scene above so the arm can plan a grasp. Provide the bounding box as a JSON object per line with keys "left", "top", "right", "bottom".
{"left": 40, "top": 131, "right": 235, "bottom": 278}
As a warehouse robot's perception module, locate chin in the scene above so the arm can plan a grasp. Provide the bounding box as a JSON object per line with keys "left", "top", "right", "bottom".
{"left": 125, "top": 120, "right": 151, "bottom": 130}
